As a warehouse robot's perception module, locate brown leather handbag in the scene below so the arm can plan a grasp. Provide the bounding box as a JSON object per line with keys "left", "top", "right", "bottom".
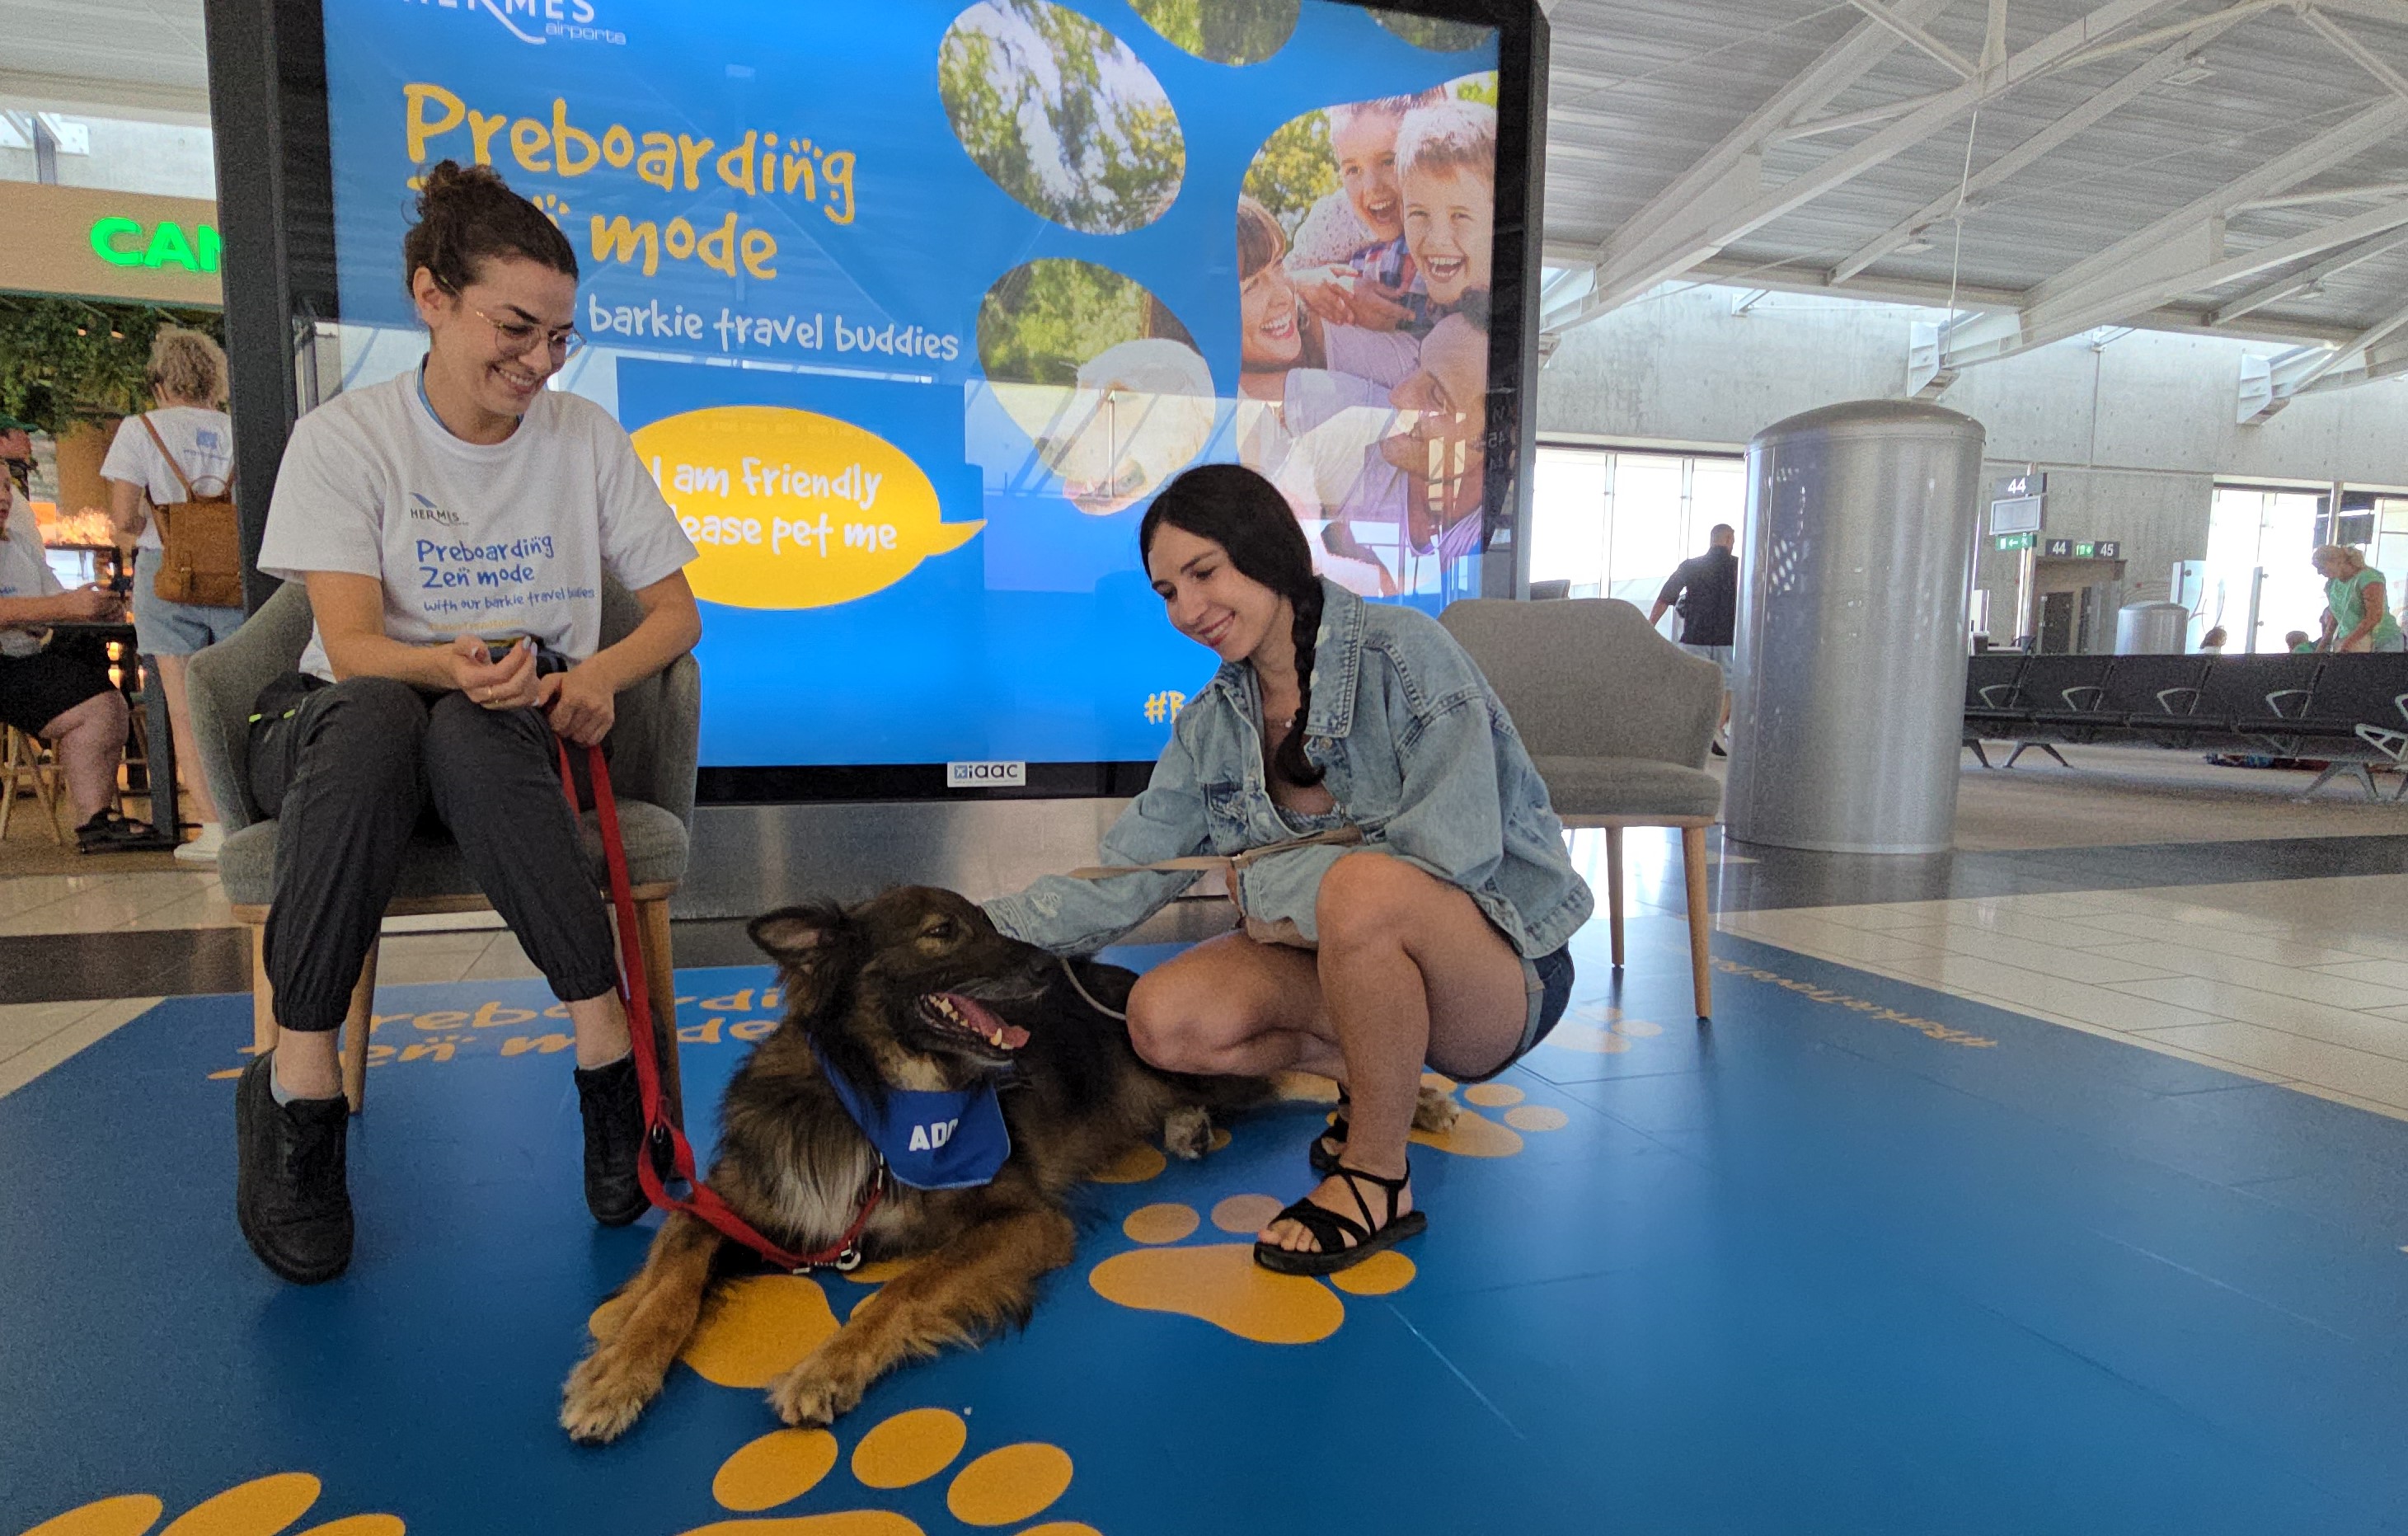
{"left": 138, "top": 414, "right": 243, "bottom": 609}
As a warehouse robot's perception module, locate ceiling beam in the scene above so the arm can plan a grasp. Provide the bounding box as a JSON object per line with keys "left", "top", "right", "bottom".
{"left": 1546, "top": 0, "right": 2198, "bottom": 336}
{"left": 2028, "top": 99, "right": 2408, "bottom": 310}
{"left": 2242, "top": 298, "right": 2408, "bottom": 420}
{"left": 2204, "top": 229, "right": 2408, "bottom": 324}
{"left": 1830, "top": 23, "right": 2248, "bottom": 283}
{"left": 1847, "top": 0, "right": 1978, "bottom": 77}
{"left": 1544, "top": 0, "right": 1950, "bottom": 335}
{"left": 0, "top": 69, "right": 210, "bottom": 124}
{"left": 2235, "top": 181, "right": 2408, "bottom": 211}
{"left": 1528, "top": 243, "right": 2374, "bottom": 348}
{"left": 2299, "top": 7, "right": 2408, "bottom": 101}
{"left": 2287, "top": 296, "right": 2408, "bottom": 392}
{"left": 1941, "top": 192, "right": 2408, "bottom": 371}
{"left": 1772, "top": 94, "right": 1943, "bottom": 144}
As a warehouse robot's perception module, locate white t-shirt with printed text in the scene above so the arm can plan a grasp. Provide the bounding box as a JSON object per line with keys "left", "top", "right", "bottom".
{"left": 259, "top": 371, "right": 697, "bottom": 683}
{"left": 0, "top": 486, "right": 68, "bottom": 659}
{"left": 100, "top": 406, "right": 235, "bottom": 554}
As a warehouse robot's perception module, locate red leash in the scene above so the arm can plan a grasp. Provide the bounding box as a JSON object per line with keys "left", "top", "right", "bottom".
{"left": 556, "top": 736, "right": 880, "bottom": 1271}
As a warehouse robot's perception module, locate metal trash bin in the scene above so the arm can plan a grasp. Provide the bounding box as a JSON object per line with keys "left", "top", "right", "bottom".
{"left": 2115, "top": 601, "right": 2190, "bottom": 655}
{"left": 1725, "top": 401, "right": 1987, "bottom": 855}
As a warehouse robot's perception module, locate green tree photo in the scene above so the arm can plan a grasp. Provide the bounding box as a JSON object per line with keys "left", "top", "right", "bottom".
{"left": 1242, "top": 109, "right": 1336, "bottom": 231}
{"left": 1126, "top": 0, "right": 1299, "bottom": 65}
{"left": 978, "top": 259, "right": 1195, "bottom": 386}
{"left": 940, "top": 0, "right": 1185, "bottom": 236}
{"left": 1368, "top": 8, "right": 1493, "bottom": 51}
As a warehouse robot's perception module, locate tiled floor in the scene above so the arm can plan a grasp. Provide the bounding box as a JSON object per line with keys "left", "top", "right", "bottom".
{"left": 1715, "top": 875, "right": 2408, "bottom": 1120}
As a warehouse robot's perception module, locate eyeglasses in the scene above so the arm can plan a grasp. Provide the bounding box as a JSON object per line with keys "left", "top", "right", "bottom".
{"left": 467, "top": 305, "right": 584, "bottom": 361}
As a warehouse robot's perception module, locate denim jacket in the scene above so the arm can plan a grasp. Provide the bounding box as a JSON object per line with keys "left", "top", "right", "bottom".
{"left": 983, "top": 580, "right": 1593, "bottom": 957}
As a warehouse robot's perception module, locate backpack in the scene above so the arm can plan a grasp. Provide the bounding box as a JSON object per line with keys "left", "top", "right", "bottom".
{"left": 138, "top": 415, "right": 243, "bottom": 609}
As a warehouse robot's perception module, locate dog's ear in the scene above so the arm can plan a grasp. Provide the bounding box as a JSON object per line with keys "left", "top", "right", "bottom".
{"left": 749, "top": 904, "right": 852, "bottom": 1014}
{"left": 749, "top": 905, "right": 841, "bottom": 961}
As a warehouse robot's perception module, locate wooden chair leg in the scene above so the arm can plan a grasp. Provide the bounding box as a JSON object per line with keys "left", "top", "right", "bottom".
{"left": 1605, "top": 824, "right": 1626, "bottom": 970}
{"left": 634, "top": 896, "right": 686, "bottom": 1129}
{"left": 249, "top": 922, "right": 277, "bottom": 1056}
{"left": 0, "top": 727, "right": 16, "bottom": 842}
{"left": 340, "top": 940, "right": 378, "bottom": 1116}
{"left": 1683, "top": 824, "right": 1713, "bottom": 1019}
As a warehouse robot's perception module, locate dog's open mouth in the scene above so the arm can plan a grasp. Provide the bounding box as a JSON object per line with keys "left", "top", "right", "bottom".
{"left": 918, "top": 992, "right": 1030, "bottom": 1054}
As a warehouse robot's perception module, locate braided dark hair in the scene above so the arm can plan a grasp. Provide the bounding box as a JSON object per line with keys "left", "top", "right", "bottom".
{"left": 1140, "top": 464, "right": 1326, "bottom": 787}
{"left": 401, "top": 160, "right": 579, "bottom": 301}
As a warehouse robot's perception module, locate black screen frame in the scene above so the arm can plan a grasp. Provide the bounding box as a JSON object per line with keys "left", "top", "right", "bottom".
{"left": 211, "top": 0, "right": 1547, "bottom": 806}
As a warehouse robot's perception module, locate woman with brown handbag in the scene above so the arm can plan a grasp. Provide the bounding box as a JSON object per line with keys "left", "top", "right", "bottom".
{"left": 102, "top": 326, "right": 246, "bottom": 864}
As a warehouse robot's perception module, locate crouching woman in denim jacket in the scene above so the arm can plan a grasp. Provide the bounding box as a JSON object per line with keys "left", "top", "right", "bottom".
{"left": 984, "top": 464, "right": 1591, "bottom": 1275}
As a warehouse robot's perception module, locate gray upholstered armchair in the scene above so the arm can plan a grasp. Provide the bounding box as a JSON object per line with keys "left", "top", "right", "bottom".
{"left": 185, "top": 579, "right": 698, "bottom": 1116}
{"left": 1441, "top": 596, "right": 1724, "bottom": 1018}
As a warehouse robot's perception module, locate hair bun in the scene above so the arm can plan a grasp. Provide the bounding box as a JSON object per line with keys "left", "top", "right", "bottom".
{"left": 401, "top": 158, "right": 579, "bottom": 299}
{"left": 416, "top": 159, "right": 508, "bottom": 216}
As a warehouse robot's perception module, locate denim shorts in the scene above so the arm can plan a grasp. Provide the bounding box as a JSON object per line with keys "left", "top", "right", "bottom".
{"left": 1681, "top": 641, "right": 1734, "bottom": 678}
{"left": 132, "top": 548, "right": 245, "bottom": 657}
{"left": 1457, "top": 943, "right": 1575, "bottom": 1084}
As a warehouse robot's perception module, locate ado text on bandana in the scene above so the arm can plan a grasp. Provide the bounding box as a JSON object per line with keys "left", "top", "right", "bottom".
{"left": 813, "top": 1046, "right": 1012, "bottom": 1191}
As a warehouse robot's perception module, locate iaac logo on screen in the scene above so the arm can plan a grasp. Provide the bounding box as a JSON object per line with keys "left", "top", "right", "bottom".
{"left": 401, "top": 0, "right": 626, "bottom": 49}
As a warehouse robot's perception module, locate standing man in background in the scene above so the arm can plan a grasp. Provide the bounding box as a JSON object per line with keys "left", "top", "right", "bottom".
{"left": 1650, "top": 524, "right": 1738, "bottom": 757}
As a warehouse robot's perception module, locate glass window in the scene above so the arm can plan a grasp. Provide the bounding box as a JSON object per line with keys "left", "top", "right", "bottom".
{"left": 2204, "top": 484, "right": 2331, "bottom": 652}
{"left": 1529, "top": 444, "right": 1745, "bottom": 622}
{"left": 1608, "top": 453, "right": 1689, "bottom": 612}
{"left": 1530, "top": 448, "right": 1607, "bottom": 596}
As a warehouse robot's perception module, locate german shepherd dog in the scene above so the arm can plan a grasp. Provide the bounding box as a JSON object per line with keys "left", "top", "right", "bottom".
{"left": 560, "top": 885, "right": 1260, "bottom": 1442}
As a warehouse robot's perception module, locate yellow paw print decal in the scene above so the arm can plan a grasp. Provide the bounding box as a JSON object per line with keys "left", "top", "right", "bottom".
{"left": 677, "top": 1407, "right": 1096, "bottom": 1535}
{"left": 17, "top": 1473, "right": 401, "bottom": 1536}
{"left": 1087, "top": 1194, "right": 1415, "bottom": 1344}
{"left": 1542, "top": 1005, "right": 1664, "bottom": 1056}
{"left": 1406, "top": 1073, "right": 1570, "bottom": 1159}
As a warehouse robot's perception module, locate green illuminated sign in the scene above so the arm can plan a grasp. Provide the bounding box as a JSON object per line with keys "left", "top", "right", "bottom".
{"left": 1995, "top": 532, "right": 2035, "bottom": 552}
{"left": 87, "top": 216, "right": 221, "bottom": 275}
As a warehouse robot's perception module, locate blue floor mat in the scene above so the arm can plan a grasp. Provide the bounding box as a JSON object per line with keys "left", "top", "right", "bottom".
{"left": 4, "top": 915, "right": 2407, "bottom": 1534}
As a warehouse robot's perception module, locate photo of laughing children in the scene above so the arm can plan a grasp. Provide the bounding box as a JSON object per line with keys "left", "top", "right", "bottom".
{"left": 1237, "top": 86, "right": 1498, "bottom": 601}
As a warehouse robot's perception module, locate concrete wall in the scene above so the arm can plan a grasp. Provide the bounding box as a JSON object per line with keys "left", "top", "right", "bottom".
{"left": 1537, "top": 285, "right": 2408, "bottom": 623}
{"left": 0, "top": 110, "right": 217, "bottom": 200}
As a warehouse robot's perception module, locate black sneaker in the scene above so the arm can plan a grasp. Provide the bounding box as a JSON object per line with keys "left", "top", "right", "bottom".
{"left": 234, "top": 1052, "right": 354, "bottom": 1284}
{"left": 575, "top": 1055, "right": 649, "bottom": 1227}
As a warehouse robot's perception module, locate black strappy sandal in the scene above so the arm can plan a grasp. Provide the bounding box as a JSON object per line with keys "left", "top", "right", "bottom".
{"left": 76, "top": 810, "right": 156, "bottom": 854}
{"left": 1253, "top": 1162, "right": 1427, "bottom": 1276}
{"left": 1308, "top": 1091, "right": 1349, "bottom": 1177}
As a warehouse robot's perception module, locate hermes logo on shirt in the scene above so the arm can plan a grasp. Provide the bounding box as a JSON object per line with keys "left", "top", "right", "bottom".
{"left": 406, "top": 492, "right": 462, "bottom": 527}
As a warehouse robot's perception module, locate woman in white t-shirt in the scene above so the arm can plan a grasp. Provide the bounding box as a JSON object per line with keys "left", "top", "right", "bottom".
{"left": 236, "top": 162, "right": 702, "bottom": 1287}
{"left": 102, "top": 326, "right": 244, "bottom": 865}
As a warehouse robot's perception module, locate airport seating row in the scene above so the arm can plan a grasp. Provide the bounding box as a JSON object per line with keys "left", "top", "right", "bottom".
{"left": 1961, "top": 651, "right": 2408, "bottom": 799}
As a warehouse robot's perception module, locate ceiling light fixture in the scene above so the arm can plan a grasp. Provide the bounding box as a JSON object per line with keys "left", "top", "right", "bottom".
{"left": 2162, "top": 54, "right": 2215, "bottom": 87}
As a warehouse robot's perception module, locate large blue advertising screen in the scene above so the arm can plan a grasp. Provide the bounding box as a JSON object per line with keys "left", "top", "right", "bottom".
{"left": 320, "top": 0, "right": 1514, "bottom": 779}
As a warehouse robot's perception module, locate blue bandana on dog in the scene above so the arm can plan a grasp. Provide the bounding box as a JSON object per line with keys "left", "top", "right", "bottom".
{"left": 814, "top": 1048, "right": 1012, "bottom": 1191}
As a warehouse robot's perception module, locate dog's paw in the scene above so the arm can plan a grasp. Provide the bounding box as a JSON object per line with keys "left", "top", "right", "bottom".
{"left": 1412, "top": 1082, "right": 1461, "bottom": 1135}
{"left": 767, "top": 1358, "right": 864, "bottom": 1428}
{"left": 1162, "top": 1104, "right": 1213, "bottom": 1161}
{"left": 560, "top": 1350, "right": 660, "bottom": 1445}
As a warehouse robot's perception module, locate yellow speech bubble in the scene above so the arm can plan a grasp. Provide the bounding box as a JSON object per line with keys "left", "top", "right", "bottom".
{"left": 631, "top": 405, "right": 983, "bottom": 609}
